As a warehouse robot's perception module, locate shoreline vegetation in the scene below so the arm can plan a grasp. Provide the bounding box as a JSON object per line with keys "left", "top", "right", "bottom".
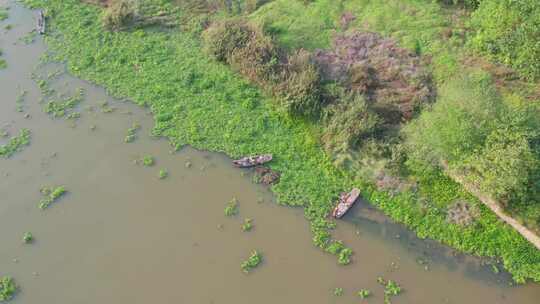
{"left": 18, "top": 0, "right": 540, "bottom": 283}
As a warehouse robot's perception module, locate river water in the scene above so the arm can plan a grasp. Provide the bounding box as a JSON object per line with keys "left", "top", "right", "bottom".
{"left": 1, "top": 2, "right": 539, "bottom": 303}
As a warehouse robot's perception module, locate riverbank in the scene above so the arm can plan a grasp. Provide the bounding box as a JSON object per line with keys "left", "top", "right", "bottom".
{"left": 18, "top": 0, "right": 540, "bottom": 283}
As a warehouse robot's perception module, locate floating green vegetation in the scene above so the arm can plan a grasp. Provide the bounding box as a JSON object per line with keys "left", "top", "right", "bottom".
{"left": 158, "top": 168, "right": 168, "bottom": 179}
{"left": 241, "top": 250, "right": 262, "bottom": 273}
{"left": 22, "top": 232, "right": 33, "bottom": 244}
{"left": 241, "top": 218, "right": 252, "bottom": 231}
{"left": 4, "top": 24, "right": 12, "bottom": 31}
{"left": 0, "top": 129, "right": 31, "bottom": 158}
{"left": 44, "top": 87, "right": 85, "bottom": 119}
{"left": 142, "top": 155, "right": 154, "bottom": 166}
{"left": 378, "top": 277, "right": 402, "bottom": 304}
{"left": 39, "top": 186, "right": 67, "bottom": 209}
{"left": 19, "top": 31, "right": 36, "bottom": 44}
{"left": 357, "top": 289, "right": 371, "bottom": 299}
{"left": 0, "top": 130, "right": 7, "bottom": 138}
{"left": 124, "top": 122, "right": 140, "bottom": 143}
{"left": 33, "top": 76, "right": 54, "bottom": 96}
{"left": 224, "top": 198, "right": 239, "bottom": 216}
{"left": 333, "top": 287, "right": 344, "bottom": 296}
{"left": 325, "top": 240, "right": 352, "bottom": 265}
{"left": 99, "top": 100, "right": 115, "bottom": 113}
{"left": 22, "top": 0, "right": 540, "bottom": 282}
{"left": 0, "top": 58, "right": 6, "bottom": 70}
{"left": 0, "top": 276, "right": 16, "bottom": 302}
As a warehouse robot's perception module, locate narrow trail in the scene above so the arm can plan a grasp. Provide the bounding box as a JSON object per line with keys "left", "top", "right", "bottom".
{"left": 443, "top": 163, "right": 540, "bottom": 251}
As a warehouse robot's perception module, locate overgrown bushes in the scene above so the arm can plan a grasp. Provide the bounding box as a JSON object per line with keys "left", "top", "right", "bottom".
{"left": 404, "top": 72, "right": 540, "bottom": 228}
{"left": 469, "top": 0, "right": 540, "bottom": 80}
{"left": 102, "top": 0, "right": 135, "bottom": 30}
{"left": 203, "top": 19, "right": 322, "bottom": 117}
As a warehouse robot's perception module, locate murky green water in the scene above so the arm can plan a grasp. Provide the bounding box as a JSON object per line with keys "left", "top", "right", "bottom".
{"left": 1, "top": 2, "right": 539, "bottom": 303}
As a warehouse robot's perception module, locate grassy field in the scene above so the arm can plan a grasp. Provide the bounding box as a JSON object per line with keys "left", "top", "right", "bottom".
{"left": 21, "top": 0, "right": 540, "bottom": 283}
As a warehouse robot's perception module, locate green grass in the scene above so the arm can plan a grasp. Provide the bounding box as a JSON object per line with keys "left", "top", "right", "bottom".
{"left": 21, "top": 0, "right": 540, "bottom": 283}
{"left": 0, "top": 129, "right": 31, "bottom": 158}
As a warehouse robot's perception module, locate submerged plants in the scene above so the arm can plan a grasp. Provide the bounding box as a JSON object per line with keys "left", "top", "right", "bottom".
{"left": 0, "top": 276, "right": 16, "bottom": 301}
{"left": 124, "top": 122, "right": 140, "bottom": 143}
{"left": 0, "top": 129, "right": 31, "bottom": 158}
{"left": 224, "top": 198, "right": 238, "bottom": 216}
{"left": 39, "top": 186, "right": 67, "bottom": 209}
{"left": 241, "top": 250, "right": 262, "bottom": 273}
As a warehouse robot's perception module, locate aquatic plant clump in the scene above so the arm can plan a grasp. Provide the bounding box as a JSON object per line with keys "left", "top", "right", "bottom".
{"left": 378, "top": 277, "right": 402, "bottom": 303}
{"left": 124, "top": 123, "right": 140, "bottom": 143}
{"left": 0, "top": 276, "right": 17, "bottom": 302}
{"left": 333, "top": 287, "right": 344, "bottom": 296}
{"left": 0, "top": 8, "right": 8, "bottom": 21}
{"left": 158, "top": 168, "right": 168, "bottom": 179}
{"left": 0, "top": 129, "right": 31, "bottom": 158}
{"left": 241, "top": 218, "right": 253, "bottom": 231}
{"left": 39, "top": 186, "right": 67, "bottom": 209}
{"left": 357, "top": 289, "right": 371, "bottom": 299}
{"left": 142, "top": 155, "right": 154, "bottom": 166}
{"left": 241, "top": 250, "right": 262, "bottom": 273}
{"left": 22, "top": 232, "right": 33, "bottom": 244}
{"left": 224, "top": 198, "right": 239, "bottom": 216}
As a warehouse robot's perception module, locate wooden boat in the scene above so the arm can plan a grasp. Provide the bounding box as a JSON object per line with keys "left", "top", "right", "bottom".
{"left": 232, "top": 154, "right": 272, "bottom": 168}
{"left": 332, "top": 188, "right": 361, "bottom": 218}
{"left": 37, "top": 10, "right": 46, "bottom": 35}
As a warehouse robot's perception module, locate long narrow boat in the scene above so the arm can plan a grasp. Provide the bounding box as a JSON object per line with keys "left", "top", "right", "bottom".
{"left": 332, "top": 188, "right": 361, "bottom": 218}
{"left": 37, "top": 10, "right": 46, "bottom": 35}
{"left": 232, "top": 154, "right": 272, "bottom": 168}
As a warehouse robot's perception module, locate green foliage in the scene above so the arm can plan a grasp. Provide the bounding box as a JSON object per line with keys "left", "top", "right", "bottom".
{"left": 0, "top": 129, "right": 31, "bottom": 158}
{"left": 338, "top": 247, "right": 353, "bottom": 265}
{"left": 241, "top": 250, "right": 262, "bottom": 273}
{"left": 241, "top": 218, "right": 253, "bottom": 231}
{"left": 22, "top": 232, "right": 33, "bottom": 244}
{"left": 142, "top": 155, "right": 154, "bottom": 166}
{"left": 322, "top": 93, "right": 379, "bottom": 155}
{"left": 43, "top": 87, "right": 85, "bottom": 119}
{"left": 125, "top": 123, "right": 140, "bottom": 143}
{"left": 469, "top": 0, "right": 540, "bottom": 80}
{"left": 404, "top": 73, "right": 502, "bottom": 166}
{"left": 39, "top": 186, "right": 67, "bottom": 209}
{"left": 0, "top": 9, "right": 8, "bottom": 21}
{"left": 378, "top": 277, "right": 402, "bottom": 303}
{"left": 0, "top": 276, "right": 16, "bottom": 302}
{"left": 159, "top": 168, "right": 168, "bottom": 179}
{"left": 225, "top": 198, "right": 239, "bottom": 216}
{"left": 202, "top": 19, "right": 254, "bottom": 63}
{"left": 357, "top": 289, "right": 371, "bottom": 299}
{"left": 333, "top": 287, "right": 344, "bottom": 296}
{"left": 276, "top": 50, "right": 322, "bottom": 117}
{"left": 467, "top": 129, "right": 538, "bottom": 200}
{"left": 0, "top": 59, "right": 6, "bottom": 70}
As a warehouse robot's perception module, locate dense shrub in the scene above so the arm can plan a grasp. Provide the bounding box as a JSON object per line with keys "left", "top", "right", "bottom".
{"left": 466, "top": 129, "right": 538, "bottom": 201}
{"left": 322, "top": 93, "right": 379, "bottom": 154}
{"left": 469, "top": 0, "right": 540, "bottom": 80}
{"left": 102, "top": 0, "right": 135, "bottom": 30}
{"left": 403, "top": 72, "right": 502, "bottom": 166}
{"left": 202, "top": 19, "right": 254, "bottom": 62}
{"left": 277, "top": 50, "right": 322, "bottom": 117}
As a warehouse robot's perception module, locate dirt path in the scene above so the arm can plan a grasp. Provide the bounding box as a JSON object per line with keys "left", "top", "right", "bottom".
{"left": 442, "top": 163, "right": 540, "bottom": 251}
